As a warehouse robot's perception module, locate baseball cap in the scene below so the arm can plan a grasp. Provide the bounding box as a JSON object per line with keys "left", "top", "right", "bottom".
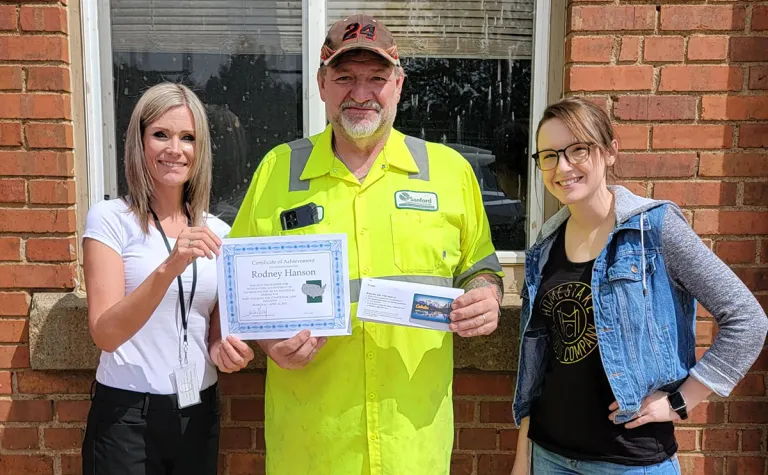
{"left": 321, "top": 14, "right": 400, "bottom": 67}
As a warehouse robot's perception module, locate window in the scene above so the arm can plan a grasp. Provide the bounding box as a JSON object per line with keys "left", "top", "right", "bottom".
{"left": 82, "top": 0, "right": 554, "bottom": 256}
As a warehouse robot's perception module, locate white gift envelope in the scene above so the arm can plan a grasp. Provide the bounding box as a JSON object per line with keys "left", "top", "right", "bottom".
{"left": 356, "top": 278, "right": 464, "bottom": 331}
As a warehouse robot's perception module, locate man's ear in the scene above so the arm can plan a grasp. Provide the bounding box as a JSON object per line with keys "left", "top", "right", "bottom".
{"left": 394, "top": 69, "right": 405, "bottom": 102}
{"left": 317, "top": 69, "right": 327, "bottom": 102}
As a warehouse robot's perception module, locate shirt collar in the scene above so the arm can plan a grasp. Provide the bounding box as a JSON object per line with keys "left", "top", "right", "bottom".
{"left": 381, "top": 129, "right": 420, "bottom": 174}
{"left": 299, "top": 125, "right": 421, "bottom": 181}
{"left": 299, "top": 125, "right": 336, "bottom": 181}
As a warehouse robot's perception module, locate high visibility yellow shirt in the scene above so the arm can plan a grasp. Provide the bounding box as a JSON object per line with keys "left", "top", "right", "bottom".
{"left": 230, "top": 125, "right": 503, "bottom": 475}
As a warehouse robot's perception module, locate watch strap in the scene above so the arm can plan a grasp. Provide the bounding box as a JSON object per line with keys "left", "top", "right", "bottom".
{"left": 668, "top": 391, "right": 688, "bottom": 420}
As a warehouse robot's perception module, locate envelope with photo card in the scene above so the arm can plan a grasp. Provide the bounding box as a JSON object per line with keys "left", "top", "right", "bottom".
{"left": 356, "top": 278, "right": 464, "bottom": 331}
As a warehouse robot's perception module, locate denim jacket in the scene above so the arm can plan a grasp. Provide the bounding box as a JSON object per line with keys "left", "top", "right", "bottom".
{"left": 513, "top": 186, "right": 768, "bottom": 426}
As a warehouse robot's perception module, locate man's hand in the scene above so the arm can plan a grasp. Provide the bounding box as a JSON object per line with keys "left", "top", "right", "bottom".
{"left": 260, "top": 330, "right": 327, "bottom": 370}
{"left": 449, "top": 274, "right": 502, "bottom": 337}
{"left": 210, "top": 335, "right": 255, "bottom": 373}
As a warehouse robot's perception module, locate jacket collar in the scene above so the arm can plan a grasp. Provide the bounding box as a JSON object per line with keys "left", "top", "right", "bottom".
{"left": 300, "top": 125, "right": 420, "bottom": 181}
{"left": 534, "top": 186, "right": 674, "bottom": 246}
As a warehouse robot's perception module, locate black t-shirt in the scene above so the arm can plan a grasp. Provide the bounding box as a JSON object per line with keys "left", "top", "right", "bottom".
{"left": 528, "top": 225, "right": 677, "bottom": 466}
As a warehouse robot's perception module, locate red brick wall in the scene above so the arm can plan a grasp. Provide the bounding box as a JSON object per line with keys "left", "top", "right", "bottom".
{"left": 0, "top": 0, "right": 80, "bottom": 473}
{"left": 0, "top": 1, "right": 766, "bottom": 475}
{"left": 566, "top": 0, "right": 768, "bottom": 474}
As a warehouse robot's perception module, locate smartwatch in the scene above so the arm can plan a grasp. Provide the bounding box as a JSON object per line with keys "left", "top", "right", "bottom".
{"left": 667, "top": 391, "right": 688, "bottom": 420}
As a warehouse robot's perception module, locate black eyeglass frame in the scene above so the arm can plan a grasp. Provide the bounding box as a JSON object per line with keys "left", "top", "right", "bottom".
{"left": 531, "top": 142, "right": 595, "bottom": 171}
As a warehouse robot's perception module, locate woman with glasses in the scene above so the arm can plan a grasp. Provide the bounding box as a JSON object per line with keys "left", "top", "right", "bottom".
{"left": 510, "top": 97, "right": 767, "bottom": 474}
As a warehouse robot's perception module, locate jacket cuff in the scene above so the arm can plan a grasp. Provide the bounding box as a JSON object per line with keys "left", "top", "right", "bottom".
{"left": 689, "top": 351, "right": 742, "bottom": 397}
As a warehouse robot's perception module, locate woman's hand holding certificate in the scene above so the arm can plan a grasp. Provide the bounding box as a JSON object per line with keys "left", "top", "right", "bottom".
{"left": 163, "top": 226, "right": 222, "bottom": 276}
{"left": 210, "top": 335, "right": 255, "bottom": 373}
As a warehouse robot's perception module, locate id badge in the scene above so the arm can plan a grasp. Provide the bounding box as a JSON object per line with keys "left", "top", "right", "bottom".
{"left": 173, "top": 362, "right": 201, "bottom": 408}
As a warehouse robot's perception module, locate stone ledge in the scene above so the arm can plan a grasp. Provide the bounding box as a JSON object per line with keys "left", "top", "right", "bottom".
{"left": 30, "top": 292, "right": 100, "bottom": 370}
{"left": 29, "top": 292, "right": 521, "bottom": 372}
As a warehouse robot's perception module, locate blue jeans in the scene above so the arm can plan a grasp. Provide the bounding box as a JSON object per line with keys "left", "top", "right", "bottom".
{"left": 532, "top": 443, "right": 681, "bottom": 475}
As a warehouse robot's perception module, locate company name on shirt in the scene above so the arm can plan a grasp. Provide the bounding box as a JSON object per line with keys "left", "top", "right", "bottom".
{"left": 395, "top": 191, "right": 439, "bottom": 211}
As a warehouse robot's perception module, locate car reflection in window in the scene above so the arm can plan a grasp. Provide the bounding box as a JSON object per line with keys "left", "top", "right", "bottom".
{"left": 447, "top": 143, "right": 526, "bottom": 251}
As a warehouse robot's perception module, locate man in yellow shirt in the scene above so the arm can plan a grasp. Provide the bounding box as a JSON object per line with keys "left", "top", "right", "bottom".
{"left": 231, "top": 14, "right": 504, "bottom": 475}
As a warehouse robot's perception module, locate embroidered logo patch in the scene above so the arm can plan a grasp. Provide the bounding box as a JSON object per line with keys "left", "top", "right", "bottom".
{"left": 394, "top": 191, "right": 438, "bottom": 211}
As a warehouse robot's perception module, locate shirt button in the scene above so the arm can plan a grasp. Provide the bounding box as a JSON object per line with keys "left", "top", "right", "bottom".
{"left": 631, "top": 265, "right": 638, "bottom": 273}
{"left": 369, "top": 433, "right": 377, "bottom": 440}
{"left": 367, "top": 352, "right": 374, "bottom": 359}
{"left": 368, "top": 393, "right": 376, "bottom": 401}
{"left": 332, "top": 168, "right": 339, "bottom": 173}
{"left": 362, "top": 267, "right": 370, "bottom": 274}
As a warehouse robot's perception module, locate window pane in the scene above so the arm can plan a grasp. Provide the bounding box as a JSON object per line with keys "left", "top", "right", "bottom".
{"left": 110, "top": 0, "right": 303, "bottom": 223}
{"left": 327, "top": 1, "right": 534, "bottom": 250}
{"left": 327, "top": 1, "right": 533, "bottom": 58}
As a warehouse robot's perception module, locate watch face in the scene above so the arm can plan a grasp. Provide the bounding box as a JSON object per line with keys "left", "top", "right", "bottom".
{"left": 668, "top": 391, "right": 685, "bottom": 410}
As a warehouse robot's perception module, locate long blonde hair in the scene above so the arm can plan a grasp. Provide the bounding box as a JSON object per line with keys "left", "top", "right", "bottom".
{"left": 124, "top": 83, "right": 212, "bottom": 233}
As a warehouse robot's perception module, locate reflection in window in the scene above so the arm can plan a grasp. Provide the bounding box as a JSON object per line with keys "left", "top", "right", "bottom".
{"left": 328, "top": 1, "right": 535, "bottom": 250}
{"left": 110, "top": 1, "right": 303, "bottom": 223}
{"left": 107, "top": 1, "right": 535, "bottom": 250}
{"left": 396, "top": 58, "right": 530, "bottom": 250}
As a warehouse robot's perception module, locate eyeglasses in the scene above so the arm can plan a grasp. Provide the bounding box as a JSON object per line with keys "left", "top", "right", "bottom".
{"left": 532, "top": 142, "right": 593, "bottom": 171}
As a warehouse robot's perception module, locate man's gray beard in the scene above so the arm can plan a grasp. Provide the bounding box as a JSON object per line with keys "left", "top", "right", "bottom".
{"left": 337, "top": 107, "right": 395, "bottom": 139}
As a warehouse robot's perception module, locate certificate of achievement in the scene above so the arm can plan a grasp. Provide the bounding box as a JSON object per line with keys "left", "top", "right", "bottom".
{"left": 356, "top": 278, "right": 464, "bottom": 331}
{"left": 216, "top": 234, "right": 351, "bottom": 340}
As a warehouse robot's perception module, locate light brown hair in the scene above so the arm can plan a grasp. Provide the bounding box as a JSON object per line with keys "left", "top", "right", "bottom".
{"left": 536, "top": 96, "right": 617, "bottom": 156}
{"left": 124, "top": 83, "right": 212, "bottom": 233}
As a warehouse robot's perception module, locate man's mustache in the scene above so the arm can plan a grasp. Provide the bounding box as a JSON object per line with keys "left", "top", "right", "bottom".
{"left": 340, "top": 100, "right": 382, "bottom": 112}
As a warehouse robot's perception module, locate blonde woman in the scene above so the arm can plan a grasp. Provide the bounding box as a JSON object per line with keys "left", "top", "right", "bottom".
{"left": 81, "top": 83, "right": 254, "bottom": 475}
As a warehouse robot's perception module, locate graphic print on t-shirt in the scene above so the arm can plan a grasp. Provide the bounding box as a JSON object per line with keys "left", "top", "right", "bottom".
{"left": 539, "top": 282, "right": 598, "bottom": 364}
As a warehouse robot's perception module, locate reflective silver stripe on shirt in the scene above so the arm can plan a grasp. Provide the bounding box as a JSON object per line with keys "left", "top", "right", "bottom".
{"left": 287, "top": 138, "right": 314, "bottom": 192}
{"left": 349, "top": 275, "right": 454, "bottom": 302}
{"left": 453, "top": 253, "right": 503, "bottom": 288}
{"left": 404, "top": 135, "right": 430, "bottom": 181}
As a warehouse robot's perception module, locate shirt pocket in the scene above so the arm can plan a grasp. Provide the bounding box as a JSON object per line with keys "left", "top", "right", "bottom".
{"left": 607, "top": 252, "right": 675, "bottom": 390}
{"left": 279, "top": 223, "right": 321, "bottom": 237}
{"left": 391, "top": 211, "right": 455, "bottom": 274}
{"left": 607, "top": 251, "right": 657, "bottom": 282}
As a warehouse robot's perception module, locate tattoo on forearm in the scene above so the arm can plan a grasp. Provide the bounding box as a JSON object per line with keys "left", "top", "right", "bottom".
{"left": 464, "top": 274, "right": 504, "bottom": 304}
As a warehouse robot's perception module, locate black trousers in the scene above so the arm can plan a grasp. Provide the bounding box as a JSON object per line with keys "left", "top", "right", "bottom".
{"left": 82, "top": 382, "right": 220, "bottom": 475}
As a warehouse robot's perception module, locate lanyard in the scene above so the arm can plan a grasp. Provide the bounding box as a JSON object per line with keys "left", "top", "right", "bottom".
{"left": 150, "top": 207, "right": 197, "bottom": 365}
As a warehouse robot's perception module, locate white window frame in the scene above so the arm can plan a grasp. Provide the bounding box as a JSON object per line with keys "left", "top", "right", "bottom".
{"left": 81, "top": 0, "right": 554, "bottom": 261}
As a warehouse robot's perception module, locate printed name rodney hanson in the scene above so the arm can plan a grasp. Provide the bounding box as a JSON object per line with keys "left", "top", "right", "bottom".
{"left": 250, "top": 257, "right": 319, "bottom": 280}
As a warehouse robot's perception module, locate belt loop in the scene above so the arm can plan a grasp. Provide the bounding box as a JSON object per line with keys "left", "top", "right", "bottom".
{"left": 141, "top": 393, "right": 150, "bottom": 416}
{"left": 89, "top": 380, "right": 97, "bottom": 401}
